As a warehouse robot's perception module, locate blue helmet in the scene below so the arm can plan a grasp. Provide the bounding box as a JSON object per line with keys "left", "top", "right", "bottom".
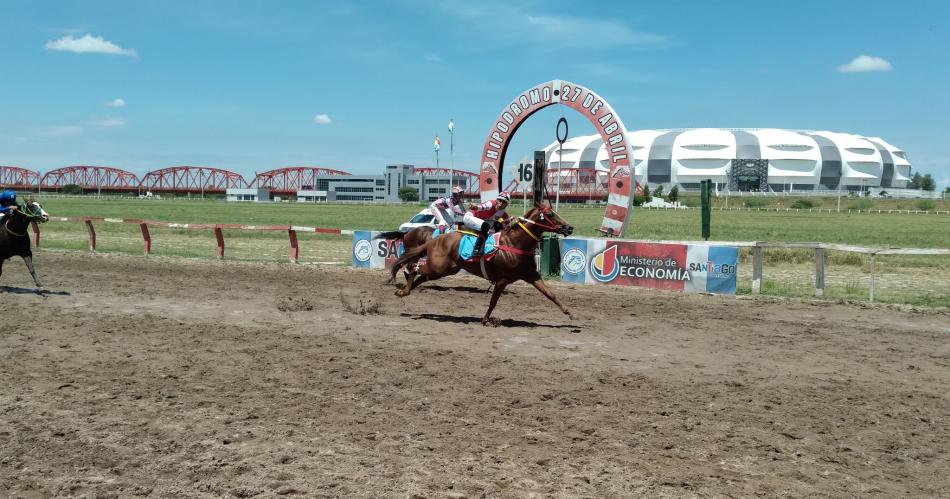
{"left": 0, "top": 189, "right": 16, "bottom": 205}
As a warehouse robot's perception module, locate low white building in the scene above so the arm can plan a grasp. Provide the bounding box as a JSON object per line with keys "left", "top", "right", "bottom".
{"left": 226, "top": 187, "right": 271, "bottom": 202}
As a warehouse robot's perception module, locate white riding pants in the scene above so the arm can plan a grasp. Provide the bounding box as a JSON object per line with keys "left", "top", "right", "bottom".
{"left": 463, "top": 212, "right": 486, "bottom": 231}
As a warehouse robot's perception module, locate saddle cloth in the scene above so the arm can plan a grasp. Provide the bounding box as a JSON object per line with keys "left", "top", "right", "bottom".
{"left": 458, "top": 233, "right": 498, "bottom": 260}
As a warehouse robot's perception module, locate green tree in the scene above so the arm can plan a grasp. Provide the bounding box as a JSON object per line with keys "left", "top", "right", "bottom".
{"left": 62, "top": 184, "right": 83, "bottom": 195}
{"left": 668, "top": 185, "right": 680, "bottom": 203}
{"left": 921, "top": 174, "right": 935, "bottom": 191}
{"left": 653, "top": 185, "right": 664, "bottom": 198}
{"left": 397, "top": 186, "right": 419, "bottom": 202}
{"left": 641, "top": 182, "right": 652, "bottom": 203}
{"left": 909, "top": 172, "right": 922, "bottom": 189}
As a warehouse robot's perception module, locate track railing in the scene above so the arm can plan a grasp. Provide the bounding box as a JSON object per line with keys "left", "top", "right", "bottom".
{"left": 32, "top": 217, "right": 351, "bottom": 263}
{"left": 640, "top": 239, "right": 949, "bottom": 303}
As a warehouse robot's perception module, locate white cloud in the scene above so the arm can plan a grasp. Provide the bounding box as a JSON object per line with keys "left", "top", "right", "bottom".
{"left": 526, "top": 15, "right": 667, "bottom": 47}
{"left": 45, "top": 34, "right": 137, "bottom": 56}
{"left": 0, "top": 133, "right": 28, "bottom": 145}
{"left": 424, "top": 53, "right": 443, "bottom": 63}
{"left": 434, "top": 3, "right": 668, "bottom": 50}
{"left": 37, "top": 125, "right": 83, "bottom": 136}
{"left": 87, "top": 117, "right": 126, "bottom": 127}
{"left": 313, "top": 114, "right": 333, "bottom": 125}
{"left": 837, "top": 55, "right": 892, "bottom": 73}
{"left": 106, "top": 98, "right": 126, "bottom": 108}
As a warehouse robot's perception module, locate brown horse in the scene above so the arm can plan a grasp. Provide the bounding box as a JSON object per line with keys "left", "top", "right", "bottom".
{"left": 374, "top": 226, "right": 435, "bottom": 283}
{"left": 390, "top": 202, "right": 574, "bottom": 326}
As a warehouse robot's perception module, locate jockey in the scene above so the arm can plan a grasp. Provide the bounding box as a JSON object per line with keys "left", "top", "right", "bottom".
{"left": 429, "top": 186, "right": 465, "bottom": 233}
{"left": 0, "top": 189, "right": 17, "bottom": 221}
{"left": 464, "top": 190, "right": 511, "bottom": 258}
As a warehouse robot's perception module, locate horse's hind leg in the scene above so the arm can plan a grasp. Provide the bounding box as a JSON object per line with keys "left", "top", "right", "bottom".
{"left": 22, "top": 255, "right": 42, "bottom": 288}
{"left": 398, "top": 260, "right": 419, "bottom": 294}
{"left": 395, "top": 257, "right": 459, "bottom": 298}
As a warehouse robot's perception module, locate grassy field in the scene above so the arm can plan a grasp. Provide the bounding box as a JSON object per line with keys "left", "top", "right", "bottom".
{"left": 27, "top": 196, "right": 950, "bottom": 307}
{"left": 35, "top": 197, "right": 950, "bottom": 246}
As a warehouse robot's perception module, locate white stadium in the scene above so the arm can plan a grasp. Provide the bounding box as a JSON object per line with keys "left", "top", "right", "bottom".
{"left": 543, "top": 128, "right": 911, "bottom": 192}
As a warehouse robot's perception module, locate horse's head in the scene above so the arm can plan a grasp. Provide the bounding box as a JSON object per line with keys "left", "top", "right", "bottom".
{"left": 24, "top": 198, "right": 49, "bottom": 223}
{"left": 525, "top": 201, "right": 573, "bottom": 237}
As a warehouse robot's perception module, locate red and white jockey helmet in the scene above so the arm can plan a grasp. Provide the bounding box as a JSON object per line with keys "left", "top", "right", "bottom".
{"left": 452, "top": 186, "right": 464, "bottom": 196}
{"left": 496, "top": 191, "right": 511, "bottom": 203}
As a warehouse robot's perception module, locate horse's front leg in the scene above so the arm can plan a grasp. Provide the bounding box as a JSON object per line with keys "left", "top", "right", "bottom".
{"left": 22, "top": 255, "right": 42, "bottom": 288}
{"left": 527, "top": 274, "right": 571, "bottom": 318}
{"left": 482, "top": 278, "right": 510, "bottom": 327}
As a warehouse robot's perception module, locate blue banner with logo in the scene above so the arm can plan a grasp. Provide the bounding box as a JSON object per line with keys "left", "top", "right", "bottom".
{"left": 352, "top": 230, "right": 375, "bottom": 268}
{"left": 559, "top": 238, "right": 588, "bottom": 284}
{"left": 703, "top": 246, "right": 738, "bottom": 294}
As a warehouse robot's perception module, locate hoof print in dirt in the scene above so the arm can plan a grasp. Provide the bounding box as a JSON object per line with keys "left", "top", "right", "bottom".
{"left": 276, "top": 296, "right": 314, "bottom": 312}
{"left": 340, "top": 291, "right": 381, "bottom": 315}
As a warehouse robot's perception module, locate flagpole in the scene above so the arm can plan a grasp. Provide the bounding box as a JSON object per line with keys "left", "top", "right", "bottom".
{"left": 449, "top": 119, "right": 454, "bottom": 171}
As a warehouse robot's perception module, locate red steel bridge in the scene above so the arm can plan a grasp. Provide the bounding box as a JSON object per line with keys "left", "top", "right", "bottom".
{"left": 0, "top": 166, "right": 42, "bottom": 190}
{"left": 139, "top": 166, "right": 247, "bottom": 194}
{"left": 6, "top": 164, "right": 620, "bottom": 201}
{"left": 252, "top": 167, "right": 352, "bottom": 195}
{"left": 503, "top": 168, "right": 639, "bottom": 202}
{"left": 41, "top": 166, "right": 141, "bottom": 193}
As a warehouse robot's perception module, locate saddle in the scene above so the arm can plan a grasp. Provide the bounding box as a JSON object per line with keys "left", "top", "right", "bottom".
{"left": 458, "top": 232, "right": 498, "bottom": 261}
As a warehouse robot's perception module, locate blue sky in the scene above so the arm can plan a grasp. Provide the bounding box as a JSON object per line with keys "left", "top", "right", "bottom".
{"left": 2, "top": 0, "right": 948, "bottom": 188}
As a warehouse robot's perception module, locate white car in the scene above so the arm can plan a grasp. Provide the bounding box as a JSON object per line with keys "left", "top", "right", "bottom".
{"left": 398, "top": 208, "right": 437, "bottom": 232}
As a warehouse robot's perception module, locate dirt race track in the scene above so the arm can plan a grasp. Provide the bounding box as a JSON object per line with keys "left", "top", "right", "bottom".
{"left": 1, "top": 252, "right": 948, "bottom": 498}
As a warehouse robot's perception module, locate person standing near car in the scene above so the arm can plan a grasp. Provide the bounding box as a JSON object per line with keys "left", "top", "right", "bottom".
{"left": 429, "top": 186, "right": 466, "bottom": 233}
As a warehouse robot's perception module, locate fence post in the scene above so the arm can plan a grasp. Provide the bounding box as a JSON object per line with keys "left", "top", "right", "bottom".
{"left": 214, "top": 226, "right": 225, "bottom": 259}
{"left": 30, "top": 221, "right": 40, "bottom": 247}
{"left": 84, "top": 219, "right": 96, "bottom": 252}
{"left": 140, "top": 223, "right": 152, "bottom": 255}
{"left": 288, "top": 229, "right": 299, "bottom": 263}
{"left": 869, "top": 253, "right": 876, "bottom": 303}
{"left": 752, "top": 246, "right": 763, "bottom": 294}
{"left": 815, "top": 247, "right": 825, "bottom": 297}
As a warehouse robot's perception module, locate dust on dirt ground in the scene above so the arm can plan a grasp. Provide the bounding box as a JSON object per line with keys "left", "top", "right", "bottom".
{"left": 1, "top": 251, "right": 948, "bottom": 498}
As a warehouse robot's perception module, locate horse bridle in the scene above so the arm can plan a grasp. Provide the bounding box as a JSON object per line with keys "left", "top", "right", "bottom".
{"left": 3, "top": 204, "right": 44, "bottom": 237}
{"left": 514, "top": 206, "right": 567, "bottom": 240}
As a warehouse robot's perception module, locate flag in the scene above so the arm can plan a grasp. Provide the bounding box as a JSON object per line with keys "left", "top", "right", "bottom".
{"left": 447, "top": 119, "right": 455, "bottom": 134}
{"left": 434, "top": 135, "right": 441, "bottom": 152}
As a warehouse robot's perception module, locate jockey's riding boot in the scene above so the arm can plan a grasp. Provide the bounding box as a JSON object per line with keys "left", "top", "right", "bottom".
{"left": 472, "top": 222, "right": 490, "bottom": 259}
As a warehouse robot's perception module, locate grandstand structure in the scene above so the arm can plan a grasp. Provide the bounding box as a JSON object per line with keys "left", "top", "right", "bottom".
{"left": 542, "top": 128, "right": 912, "bottom": 192}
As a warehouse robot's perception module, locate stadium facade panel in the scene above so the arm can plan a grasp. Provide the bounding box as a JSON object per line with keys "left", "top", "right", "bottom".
{"left": 543, "top": 128, "right": 911, "bottom": 191}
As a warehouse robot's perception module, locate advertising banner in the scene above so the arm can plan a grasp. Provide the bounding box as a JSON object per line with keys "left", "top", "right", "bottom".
{"left": 559, "top": 237, "right": 738, "bottom": 295}
{"left": 352, "top": 231, "right": 404, "bottom": 269}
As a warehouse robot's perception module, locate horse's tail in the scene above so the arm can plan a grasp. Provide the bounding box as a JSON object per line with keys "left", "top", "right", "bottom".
{"left": 374, "top": 230, "right": 405, "bottom": 240}
{"left": 389, "top": 240, "right": 431, "bottom": 281}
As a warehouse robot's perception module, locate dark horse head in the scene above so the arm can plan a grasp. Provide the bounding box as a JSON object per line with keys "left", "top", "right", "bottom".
{"left": 5, "top": 198, "right": 49, "bottom": 232}
{"left": 522, "top": 201, "right": 573, "bottom": 237}
{"left": 1, "top": 197, "right": 49, "bottom": 288}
